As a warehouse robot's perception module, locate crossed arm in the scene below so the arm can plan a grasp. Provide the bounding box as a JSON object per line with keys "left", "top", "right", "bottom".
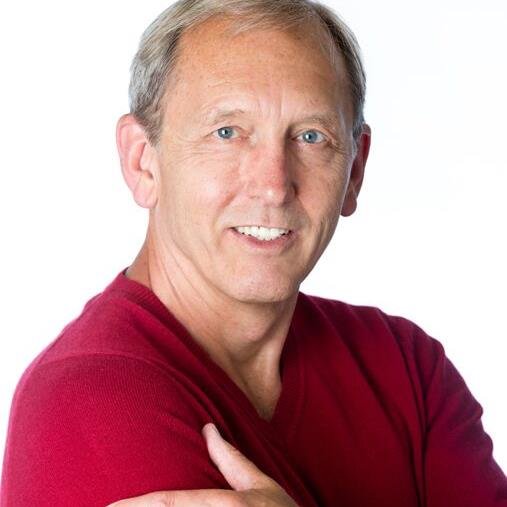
{"left": 1, "top": 356, "right": 298, "bottom": 507}
{"left": 3, "top": 351, "right": 507, "bottom": 506}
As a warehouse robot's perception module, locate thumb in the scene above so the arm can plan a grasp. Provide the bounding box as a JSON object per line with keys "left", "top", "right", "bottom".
{"left": 202, "top": 423, "right": 274, "bottom": 491}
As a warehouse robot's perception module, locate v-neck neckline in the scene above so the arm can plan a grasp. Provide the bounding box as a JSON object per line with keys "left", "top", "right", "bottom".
{"left": 108, "top": 267, "right": 305, "bottom": 444}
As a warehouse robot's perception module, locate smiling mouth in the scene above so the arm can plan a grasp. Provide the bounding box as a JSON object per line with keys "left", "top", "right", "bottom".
{"left": 233, "top": 225, "right": 291, "bottom": 241}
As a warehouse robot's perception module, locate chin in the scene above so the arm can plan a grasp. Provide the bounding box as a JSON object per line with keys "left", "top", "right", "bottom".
{"left": 223, "top": 276, "right": 300, "bottom": 305}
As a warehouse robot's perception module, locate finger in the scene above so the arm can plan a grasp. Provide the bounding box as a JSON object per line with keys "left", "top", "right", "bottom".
{"left": 202, "top": 423, "right": 275, "bottom": 492}
{"left": 107, "top": 488, "right": 238, "bottom": 507}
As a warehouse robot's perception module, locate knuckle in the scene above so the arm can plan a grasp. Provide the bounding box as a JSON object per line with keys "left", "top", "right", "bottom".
{"left": 222, "top": 492, "right": 250, "bottom": 507}
{"left": 245, "top": 490, "right": 269, "bottom": 507}
{"left": 150, "top": 492, "right": 175, "bottom": 507}
{"left": 230, "top": 491, "right": 262, "bottom": 507}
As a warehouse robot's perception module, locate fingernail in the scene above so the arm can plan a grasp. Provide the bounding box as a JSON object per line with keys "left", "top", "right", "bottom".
{"left": 204, "top": 422, "right": 221, "bottom": 438}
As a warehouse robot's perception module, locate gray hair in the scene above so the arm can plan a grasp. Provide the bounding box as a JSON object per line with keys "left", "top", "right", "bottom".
{"left": 129, "top": 0, "right": 366, "bottom": 145}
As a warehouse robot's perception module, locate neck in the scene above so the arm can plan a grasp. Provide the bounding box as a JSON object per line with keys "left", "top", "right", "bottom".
{"left": 125, "top": 233, "right": 298, "bottom": 404}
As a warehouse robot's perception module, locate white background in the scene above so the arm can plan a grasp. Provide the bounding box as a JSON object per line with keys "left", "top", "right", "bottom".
{"left": 1, "top": 0, "right": 506, "bottom": 478}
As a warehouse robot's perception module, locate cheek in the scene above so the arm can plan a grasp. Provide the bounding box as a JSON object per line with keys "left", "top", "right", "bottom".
{"left": 191, "top": 152, "right": 240, "bottom": 210}
{"left": 299, "top": 163, "right": 350, "bottom": 219}
{"left": 159, "top": 149, "right": 240, "bottom": 227}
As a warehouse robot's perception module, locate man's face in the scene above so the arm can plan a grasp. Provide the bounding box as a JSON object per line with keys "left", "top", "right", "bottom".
{"left": 149, "top": 17, "right": 365, "bottom": 304}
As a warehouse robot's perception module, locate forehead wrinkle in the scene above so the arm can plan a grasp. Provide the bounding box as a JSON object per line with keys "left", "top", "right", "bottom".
{"left": 172, "top": 18, "right": 354, "bottom": 123}
{"left": 196, "top": 70, "right": 346, "bottom": 132}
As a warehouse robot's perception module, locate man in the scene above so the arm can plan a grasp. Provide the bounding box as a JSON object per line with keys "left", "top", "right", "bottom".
{"left": 1, "top": 0, "right": 506, "bottom": 506}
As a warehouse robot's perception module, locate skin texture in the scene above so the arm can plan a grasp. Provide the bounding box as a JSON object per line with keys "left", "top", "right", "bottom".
{"left": 115, "top": 15, "right": 370, "bottom": 505}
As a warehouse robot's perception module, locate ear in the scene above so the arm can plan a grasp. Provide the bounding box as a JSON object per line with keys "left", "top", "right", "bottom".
{"left": 116, "top": 114, "right": 159, "bottom": 209}
{"left": 341, "top": 124, "right": 371, "bottom": 217}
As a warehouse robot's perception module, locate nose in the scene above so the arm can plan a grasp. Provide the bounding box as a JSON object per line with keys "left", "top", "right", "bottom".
{"left": 242, "top": 141, "right": 297, "bottom": 206}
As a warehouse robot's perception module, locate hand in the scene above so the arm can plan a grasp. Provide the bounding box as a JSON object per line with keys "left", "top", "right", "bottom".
{"left": 107, "top": 423, "right": 298, "bottom": 506}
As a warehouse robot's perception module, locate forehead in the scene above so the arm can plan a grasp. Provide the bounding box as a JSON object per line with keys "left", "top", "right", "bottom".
{"left": 165, "top": 16, "right": 352, "bottom": 120}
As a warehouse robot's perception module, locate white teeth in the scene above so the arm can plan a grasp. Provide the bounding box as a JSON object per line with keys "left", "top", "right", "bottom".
{"left": 234, "top": 225, "right": 290, "bottom": 241}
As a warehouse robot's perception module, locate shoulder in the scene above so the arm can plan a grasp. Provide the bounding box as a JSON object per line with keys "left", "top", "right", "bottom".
{"left": 298, "top": 291, "right": 437, "bottom": 343}
{"left": 7, "top": 275, "right": 212, "bottom": 460}
{"left": 10, "top": 353, "right": 203, "bottom": 435}
{"left": 2, "top": 353, "right": 226, "bottom": 506}
{"left": 297, "top": 291, "right": 446, "bottom": 382}
{"left": 30, "top": 284, "right": 176, "bottom": 373}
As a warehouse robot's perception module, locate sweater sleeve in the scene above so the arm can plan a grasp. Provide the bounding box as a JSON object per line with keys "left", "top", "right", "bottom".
{"left": 0, "top": 354, "right": 229, "bottom": 507}
{"left": 408, "top": 324, "right": 507, "bottom": 506}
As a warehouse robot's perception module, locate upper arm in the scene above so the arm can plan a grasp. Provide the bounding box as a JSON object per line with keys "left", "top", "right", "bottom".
{"left": 408, "top": 326, "right": 507, "bottom": 506}
{"left": 1, "top": 354, "right": 228, "bottom": 507}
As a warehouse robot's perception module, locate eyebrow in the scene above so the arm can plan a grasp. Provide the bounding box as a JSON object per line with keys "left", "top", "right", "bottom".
{"left": 202, "top": 108, "right": 247, "bottom": 126}
{"left": 202, "top": 107, "right": 341, "bottom": 133}
{"left": 296, "top": 113, "right": 341, "bottom": 134}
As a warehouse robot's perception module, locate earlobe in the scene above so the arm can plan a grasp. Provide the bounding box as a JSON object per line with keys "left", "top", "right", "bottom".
{"left": 116, "top": 114, "right": 158, "bottom": 209}
{"left": 341, "top": 124, "right": 371, "bottom": 217}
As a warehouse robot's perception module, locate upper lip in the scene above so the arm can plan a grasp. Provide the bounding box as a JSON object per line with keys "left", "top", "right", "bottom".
{"left": 233, "top": 225, "right": 292, "bottom": 230}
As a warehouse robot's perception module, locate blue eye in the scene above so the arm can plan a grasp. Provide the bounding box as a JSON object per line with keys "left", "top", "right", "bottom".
{"left": 299, "top": 130, "right": 326, "bottom": 144}
{"left": 215, "top": 126, "right": 237, "bottom": 140}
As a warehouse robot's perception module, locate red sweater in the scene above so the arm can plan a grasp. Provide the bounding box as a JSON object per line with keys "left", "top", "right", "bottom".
{"left": 1, "top": 268, "right": 506, "bottom": 506}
